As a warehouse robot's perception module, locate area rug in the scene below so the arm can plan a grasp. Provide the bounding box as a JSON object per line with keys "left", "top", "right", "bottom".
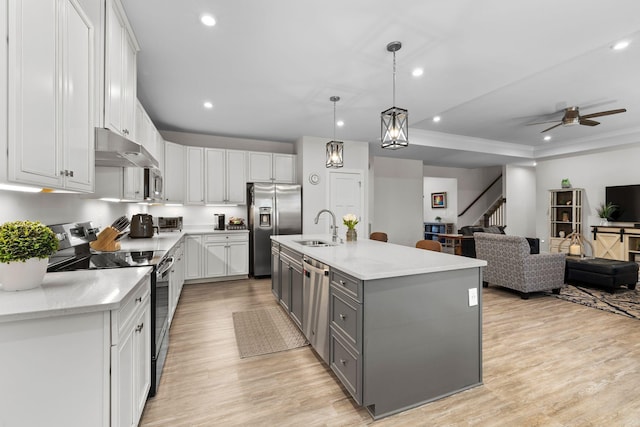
{"left": 550, "top": 284, "right": 640, "bottom": 320}
{"left": 232, "top": 306, "right": 308, "bottom": 358}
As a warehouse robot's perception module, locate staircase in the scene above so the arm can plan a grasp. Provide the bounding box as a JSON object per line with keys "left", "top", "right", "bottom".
{"left": 458, "top": 174, "right": 506, "bottom": 228}
{"left": 481, "top": 197, "right": 506, "bottom": 227}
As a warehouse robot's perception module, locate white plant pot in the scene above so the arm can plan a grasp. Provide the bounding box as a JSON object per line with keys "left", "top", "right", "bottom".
{"left": 0, "top": 257, "right": 48, "bottom": 291}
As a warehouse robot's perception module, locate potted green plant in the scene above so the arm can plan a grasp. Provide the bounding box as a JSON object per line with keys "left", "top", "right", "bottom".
{"left": 435, "top": 216, "right": 442, "bottom": 222}
{"left": 596, "top": 202, "right": 617, "bottom": 226}
{"left": 0, "top": 220, "right": 58, "bottom": 291}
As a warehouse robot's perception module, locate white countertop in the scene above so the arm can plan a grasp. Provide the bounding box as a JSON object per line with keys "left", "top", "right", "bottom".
{"left": 116, "top": 227, "right": 248, "bottom": 253}
{"left": 272, "top": 234, "right": 486, "bottom": 280}
{"left": 0, "top": 267, "right": 152, "bottom": 323}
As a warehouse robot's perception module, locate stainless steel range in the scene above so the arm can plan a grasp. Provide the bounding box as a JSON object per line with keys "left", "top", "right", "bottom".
{"left": 46, "top": 222, "right": 169, "bottom": 398}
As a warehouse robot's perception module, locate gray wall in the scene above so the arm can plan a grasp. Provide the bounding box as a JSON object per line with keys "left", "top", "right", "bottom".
{"left": 373, "top": 156, "right": 424, "bottom": 247}
{"left": 160, "top": 130, "right": 295, "bottom": 153}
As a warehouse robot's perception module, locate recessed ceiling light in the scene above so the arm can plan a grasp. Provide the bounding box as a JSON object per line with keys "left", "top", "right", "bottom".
{"left": 412, "top": 68, "right": 424, "bottom": 77}
{"left": 612, "top": 40, "right": 630, "bottom": 50}
{"left": 203, "top": 101, "right": 213, "bottom": 109}
{"left": 336, "top": 120, "right": 344, "bottom": 127}
{"left": 543, "top": 135, "right": 551, "bottom": 141}
{"left": 432, "top": 116, "right": 441, "bottom": 123}
{"left": 200, "top": 14, "right": 216, "bottom": 27}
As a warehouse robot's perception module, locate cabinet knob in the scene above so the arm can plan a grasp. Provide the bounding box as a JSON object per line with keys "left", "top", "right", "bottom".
{"left": 339, "top": 280, "right": 346, "bottom": 286}
{"left": 135, "top": 323, "right": 144, "bottom": 332}
{"left": 339, "top": 359, "right": 347, "bottom": 366}
{"left": 69, "top": 170, "right": 74, "bottom": 177}
{"left": 135, "top": 296, "right": 142, "bottom": 303}
{"left": 339, "top": 313, "right": 347, "bottom": 320}
{"left": 60, "top": 170, "right": 65, "bottom": 176}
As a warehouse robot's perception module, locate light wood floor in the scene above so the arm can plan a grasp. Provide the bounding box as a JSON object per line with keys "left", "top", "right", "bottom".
{"left": 140, "top": 279, "right": 640, "bottom": 426}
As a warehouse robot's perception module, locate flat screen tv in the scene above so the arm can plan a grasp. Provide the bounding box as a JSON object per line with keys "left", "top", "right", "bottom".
{"left": 605, "top": 184, "right": 640, "bottom": 223}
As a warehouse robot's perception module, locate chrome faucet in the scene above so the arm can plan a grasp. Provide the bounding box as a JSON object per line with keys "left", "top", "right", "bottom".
{"left": 314, "top": 209, "right": 338, "bottom": 242}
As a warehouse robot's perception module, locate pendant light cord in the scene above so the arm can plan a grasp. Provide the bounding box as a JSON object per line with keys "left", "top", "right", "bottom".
{"left": 392, "top": 51, "right": 396, "bottom": 108}
{"left": 333, "top": 100, "right": 337, "bottom": 140}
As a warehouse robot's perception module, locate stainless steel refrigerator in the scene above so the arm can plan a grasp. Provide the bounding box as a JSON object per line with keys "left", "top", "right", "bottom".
{"left": 247, "top": 183, "right": 302, "bottom": 276}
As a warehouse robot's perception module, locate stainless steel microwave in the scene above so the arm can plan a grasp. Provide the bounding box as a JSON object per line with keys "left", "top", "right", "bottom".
{"left": 144, "top": 168, "right": 163, "bottom": 201}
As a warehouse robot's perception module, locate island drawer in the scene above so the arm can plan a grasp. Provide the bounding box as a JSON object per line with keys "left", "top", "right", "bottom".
{"left": 330, "top": 328, "right": 362, "bottom": 405}
{"left": 330, "top": 269, "right": 362, "bottom": 302}
{"left": 280, "top": 246, "right": 302, "bottom": 264}
{"left": 330, "top": 287, "right": 361, "bottom": 349}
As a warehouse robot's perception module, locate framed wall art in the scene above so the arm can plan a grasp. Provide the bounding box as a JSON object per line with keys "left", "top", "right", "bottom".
{"left": 431, "top": 192, "right": 447, "bottom": 208}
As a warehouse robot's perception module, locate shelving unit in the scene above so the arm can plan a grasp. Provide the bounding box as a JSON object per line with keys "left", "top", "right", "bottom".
{"left": 549, "top": 188, "right": 583, "bottom": 253}
{"left": 424, "top": 222, "right": 454, "bottom": 241}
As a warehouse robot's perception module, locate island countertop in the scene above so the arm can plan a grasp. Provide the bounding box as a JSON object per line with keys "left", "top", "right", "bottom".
{"left": 271, "top": 234, "right": 486, "bottom": 280}
{"left": 0, "top": 267, "right": 152, "bottom": 323}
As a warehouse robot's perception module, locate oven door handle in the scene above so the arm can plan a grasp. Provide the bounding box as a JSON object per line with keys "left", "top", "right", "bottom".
{"left": 157, "top": 257, "right": 175, "bottom": 277}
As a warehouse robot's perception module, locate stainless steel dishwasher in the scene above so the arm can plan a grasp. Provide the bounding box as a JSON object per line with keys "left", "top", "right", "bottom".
{"left": 302, "top": 256, "right": 330, "bottom": 364}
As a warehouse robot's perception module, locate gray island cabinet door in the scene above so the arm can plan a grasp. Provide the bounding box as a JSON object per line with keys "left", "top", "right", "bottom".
{"left": 362, "top": 268, "right": 483, "bottom": 419}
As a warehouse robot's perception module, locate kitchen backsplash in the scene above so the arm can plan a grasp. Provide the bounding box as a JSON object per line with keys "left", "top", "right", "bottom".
{"left": 0, "top": 189, "right": 248, "bottom": 229}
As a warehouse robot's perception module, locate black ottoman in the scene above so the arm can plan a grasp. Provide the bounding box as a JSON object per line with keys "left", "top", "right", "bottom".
{"left": 565, "top": 257, "right": 638, "bottom": 293}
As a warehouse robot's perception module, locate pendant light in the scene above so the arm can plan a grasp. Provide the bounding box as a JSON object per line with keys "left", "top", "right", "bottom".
{"left": 326, "top": 96, "right": 344, "bottom": 168}
{"left": 381, "top": 41, "right": 408, "bottom": 149}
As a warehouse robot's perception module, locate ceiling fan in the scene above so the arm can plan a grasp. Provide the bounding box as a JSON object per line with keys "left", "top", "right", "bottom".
{"left": 528, "top": 106, "right": 627, "bottom": 133}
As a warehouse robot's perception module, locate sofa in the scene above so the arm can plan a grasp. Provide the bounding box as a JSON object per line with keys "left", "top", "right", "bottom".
{"left": 474, "top": 233, "right": 566, "bottom": 298}
{"left": 459, "top": 225, "right": 539, "bottom": 258}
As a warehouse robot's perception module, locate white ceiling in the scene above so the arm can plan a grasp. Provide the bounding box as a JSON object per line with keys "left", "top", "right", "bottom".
{"left": 122, "top": 0, "right": 640, "bottom": 168}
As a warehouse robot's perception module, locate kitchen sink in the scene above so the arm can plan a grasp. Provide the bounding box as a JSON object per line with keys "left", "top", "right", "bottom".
{"left": 295, "top": 240, "right": 333, "bottom": 247}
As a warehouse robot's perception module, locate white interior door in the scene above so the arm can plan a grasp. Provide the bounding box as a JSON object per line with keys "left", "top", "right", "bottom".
{"left": 329, "top": 170, "right": 364, "bottom": 238}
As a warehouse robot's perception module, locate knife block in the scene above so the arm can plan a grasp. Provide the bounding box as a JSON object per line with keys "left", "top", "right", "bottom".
{"left": 90, "top": 226, "right": 121, "bottom": 252}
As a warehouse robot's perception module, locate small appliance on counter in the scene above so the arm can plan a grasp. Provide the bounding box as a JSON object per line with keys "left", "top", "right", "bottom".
{"left": 227, "top": 217, "right": 247, "bottom": 230}
{"left": 90, "top": 216, "right": 129, "bottom": 251}
{"left": 129, "top": 213, "right": 156, "bottom": 238}
{"left": 214, "top": 213, "right": 226, "bottom": 230}
{"left": 157, "top": 216, "right": 183, "bottom": 232}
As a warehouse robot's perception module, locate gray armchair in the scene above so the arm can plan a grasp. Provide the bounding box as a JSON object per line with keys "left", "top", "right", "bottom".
{"left": 474, "top": 232, "right": 566, "bottom": 299}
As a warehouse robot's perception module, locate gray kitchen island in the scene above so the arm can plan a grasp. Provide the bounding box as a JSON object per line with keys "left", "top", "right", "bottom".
{"left": 271, "top": 234, "right": 486, "bottom": 419}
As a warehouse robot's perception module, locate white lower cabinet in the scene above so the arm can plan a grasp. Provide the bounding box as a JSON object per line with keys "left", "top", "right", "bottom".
{"left": 186, "top": 233, "right": 249, "bottom": 280}
{"left": 184, "top": 234, "right": 203, "bottom": 280}
{"left": 0, "top": 274, "right": 151, "bottom": 427}
{"left": 111, "top": 276, "right": 151, "bottom": 427}
{"left": 168, "top": 240, "right": 185, "bottom": 324}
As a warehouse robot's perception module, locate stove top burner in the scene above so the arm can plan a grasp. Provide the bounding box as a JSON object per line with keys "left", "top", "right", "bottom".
{"left": 48, "top": 250, "right": 166, "bottom": 272}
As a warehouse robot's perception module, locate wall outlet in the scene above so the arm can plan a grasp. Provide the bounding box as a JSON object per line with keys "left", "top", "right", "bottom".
{"left": 468, "top": 288, "right": 478, "bottom": 307}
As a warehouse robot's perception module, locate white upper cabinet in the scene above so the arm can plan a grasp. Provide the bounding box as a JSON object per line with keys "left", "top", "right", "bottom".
{"left": 105, "top": 0, "right": 138, "bottom": 138}
{"left": 185, "top": 147, "right": 205, "bottom": 205}
{"left": 247, "top": 151, "right": 296, "bottom": 183}
{"left": 7, "top": 0, "right": 95, "bottom": 192}
{"left": 163, "top": 141, "right": 185, "bottom": 204}
{"left": 134, "top": 99, "right": 163, "bottom": 161}
{"left": 205, "top": 148, "right": 246, "bottom": 205}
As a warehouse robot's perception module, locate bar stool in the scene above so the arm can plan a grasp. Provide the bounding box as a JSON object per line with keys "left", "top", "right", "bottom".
{"left": 415, "top": 240, "right": 442, "bottom": 252}
{"left": 370, "top": 232, "right": 388, "bottom": 242}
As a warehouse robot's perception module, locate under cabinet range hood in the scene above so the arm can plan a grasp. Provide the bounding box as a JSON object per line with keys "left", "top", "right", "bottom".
{"left": 94, "top": 127, "right": 159, "bottom": 168}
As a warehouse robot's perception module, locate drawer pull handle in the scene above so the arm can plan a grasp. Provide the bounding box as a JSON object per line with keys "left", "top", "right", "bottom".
{"left": 340, "top": 358, "right": 347, "bottom": 365}
{"left": 135, "top": 323, "right": 144, "bottom": 333}
{"left": 339, "top": 280, "right": 346, "bottom": 286}
{"left": 339, "top": 313, "right": 347, "bottom": 320}
{"left": 135, "top": 296, "right": 142, "bottom": 303}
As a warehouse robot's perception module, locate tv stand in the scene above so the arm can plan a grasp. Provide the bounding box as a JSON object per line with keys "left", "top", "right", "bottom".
{"left": 592, "top": 225, "right": 640, "bottom": 261}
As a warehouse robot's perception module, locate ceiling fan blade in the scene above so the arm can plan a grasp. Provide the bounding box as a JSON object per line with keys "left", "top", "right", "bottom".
{"left": 579, "top": 118, "right": 600, "bottom": 126}
{"left": 581, "top": 108, "right": 627, "bottom": 119}
{"left": 540, "top": 123, "right": 563, "bottom": 133}
{"left": 526, "top": 120, "right": 561, "bottom": 126}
